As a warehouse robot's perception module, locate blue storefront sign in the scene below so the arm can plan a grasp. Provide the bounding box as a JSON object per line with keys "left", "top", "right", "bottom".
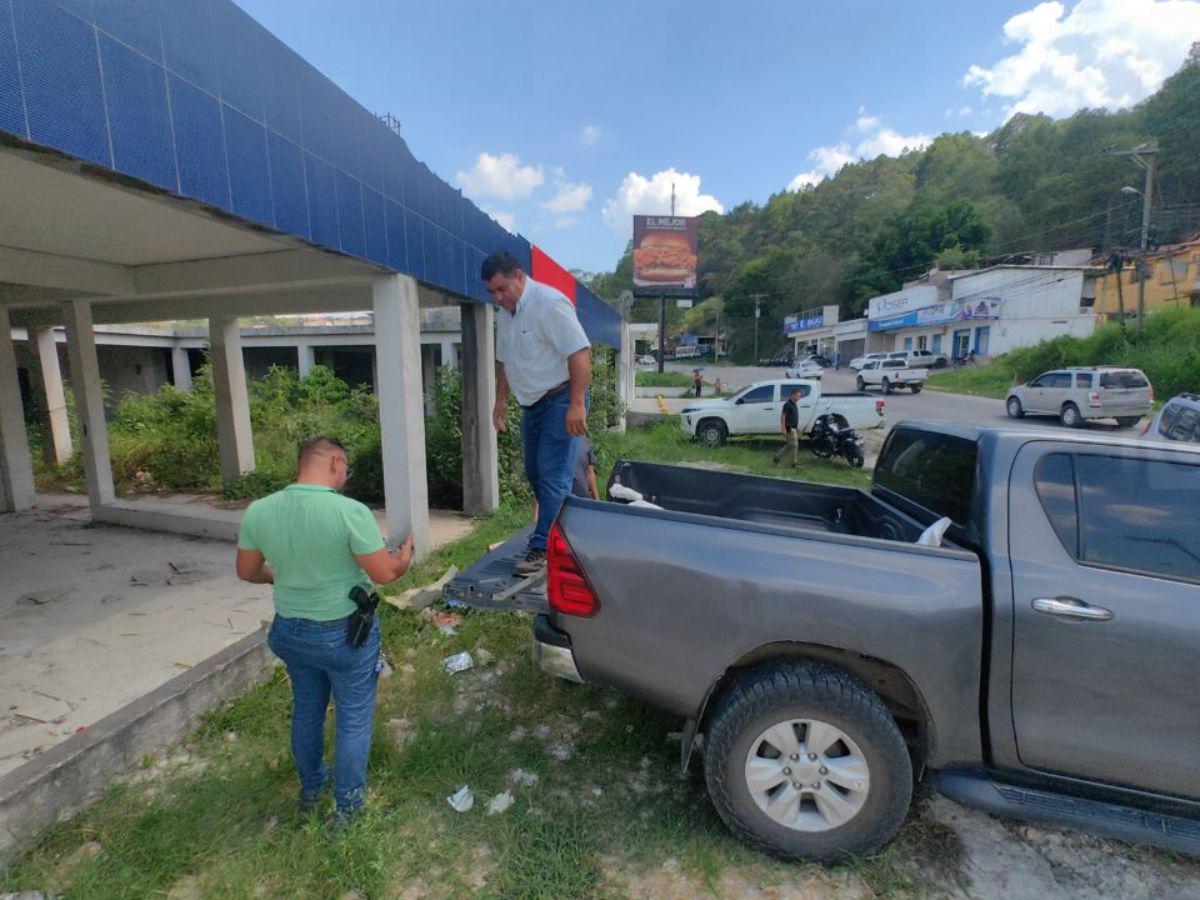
{"left": 783, "top": 309, "right": 825, "bottom": 335}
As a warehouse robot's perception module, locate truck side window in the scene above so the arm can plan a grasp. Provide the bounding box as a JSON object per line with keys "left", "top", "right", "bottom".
{"left": 1034, "top": 454, "right": 1079, "bottom": 558}
{"left": 1075, "top": 374, "right": 1091, "bottom": 388}
{"left": 739, "top": 385, "right": 775, "bottom": 404}
{"left": 781, "top": 384, "right": 812, "bottom": 399}
{"left": 1038, "top": 453, "right": 1200, "bottom": 583}
{"left": 1169, "top": 409, "right": 1200, "bottom": 442}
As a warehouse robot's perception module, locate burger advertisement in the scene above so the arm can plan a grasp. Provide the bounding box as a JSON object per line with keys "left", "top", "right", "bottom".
{"left": 632, "top": 215, "right": 698, "bottom": 296}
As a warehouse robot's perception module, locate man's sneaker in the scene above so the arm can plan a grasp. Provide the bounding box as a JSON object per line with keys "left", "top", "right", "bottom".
{"left": 330, "top": 804, "right": 363, "bottom": 834}
{"left": 298, "top": 782, "right": 329, "bottom": 813}
{"left": 513, "top": 547, "right": 547, "bottom": 577}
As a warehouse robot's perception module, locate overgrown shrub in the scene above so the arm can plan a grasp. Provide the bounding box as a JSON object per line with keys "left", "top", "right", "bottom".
{"left": 40, "top": 344, "right": 625, "bottom": 507}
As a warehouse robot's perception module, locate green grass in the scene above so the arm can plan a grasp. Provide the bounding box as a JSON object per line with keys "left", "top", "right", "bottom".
{"left": 926, "top": 364, "right": 1016, "bottom": 399}
{"left": 3, "top": 426, "right": 899, "bottom": 898}
{"left": 634, "top": 370, "right": 694, "bottom": 388}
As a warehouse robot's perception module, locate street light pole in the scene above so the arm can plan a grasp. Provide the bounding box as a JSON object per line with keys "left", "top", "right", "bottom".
{"left": 1110, "top": 143, "right": 1158, "bottom": 335}
{"left": 750, "top": 294, "right": 765, "bottom": 364}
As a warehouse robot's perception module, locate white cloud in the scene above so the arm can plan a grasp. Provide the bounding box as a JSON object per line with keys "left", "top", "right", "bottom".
{"left": 601, "top": 168, "right": 724, "bottom": 235}
{"left": 958, "top": 105, "right": 975, "bottom": 116}
{"left": 485, "top": 209, "right": 516, "bottom": 232}
{"left": 580, "top": 124, "right": 602, "bottom": 145}
{"left": 554, "top": 217, "right": 579, "bottom": 229}
{"left": 541, "top": 180, "right": 593, "bottom": 214}
{"left": 962, "top": 0, "right": 1200, "bottom": 118}
{"left": 455, "top": 152, "right": 544, "bottom": 201}
{"left": 787, "top": 115, "right": 931, "bottom": 190}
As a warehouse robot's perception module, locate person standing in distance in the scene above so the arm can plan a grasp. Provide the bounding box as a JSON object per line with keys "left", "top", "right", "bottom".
{"left": 772, "top": 388, "right": 804, "bottom": 467}
{"left": 482, "top": 251, "right": 591, "bottom": 575}
{"left": 235, "top": 436, "right": 414, "bottom": 830}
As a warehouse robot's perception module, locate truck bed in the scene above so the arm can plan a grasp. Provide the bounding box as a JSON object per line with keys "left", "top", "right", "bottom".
{"left": 444, "top": 460, "right": 957, "bottom": 611}
{"left": 609, "top": 460, "right": 931, "bottom": 544}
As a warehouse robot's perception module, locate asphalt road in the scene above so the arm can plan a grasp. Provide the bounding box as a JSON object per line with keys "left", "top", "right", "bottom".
{"left": 658, "top": 361, "right": 1140, "bottom": 436}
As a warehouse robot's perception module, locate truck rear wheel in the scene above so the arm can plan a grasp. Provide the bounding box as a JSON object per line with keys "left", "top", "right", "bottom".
{"left": 882, "top": 378, "right": 893, "bottom": 394}
{"left": 703, "top": 662, "right": 912, "bottom": 862}
{"left": 697, "top": 419, "right": 728, "bottom": 447}
{"left": 855, "top": 376, "right": 866, "bottom": 392}
{"left": 910, "top": 384, "right": 922, "bottom": 394}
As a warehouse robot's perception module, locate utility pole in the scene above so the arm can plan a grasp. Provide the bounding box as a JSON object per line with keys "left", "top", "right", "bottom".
{"left": 657, "top": 291, "right": 666, "bottom": 374}
{"left": 1109, "top": 252, "right": 1128, "bottom": 341}
{"left": 1107, "top": 143, "right": 1157, "bottom": 335}
{"left": 749, "top": 294, "right": 766, "bottom": 364}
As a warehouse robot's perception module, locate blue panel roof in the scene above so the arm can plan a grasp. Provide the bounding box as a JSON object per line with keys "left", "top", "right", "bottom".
{"left": 0, "top": 0, "right": 622, "bottom": 346}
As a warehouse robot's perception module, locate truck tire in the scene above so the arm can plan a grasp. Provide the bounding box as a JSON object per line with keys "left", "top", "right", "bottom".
{"left": 882, "top": 378, "right": 893, "bottom": 395}
{"left": 697, "top": 419, "right": 728, "bottom": 447}
{"left": 855, "top": 376, "right": 866, "bottom": 392}
{"left": 1060, "top": 403, "right": 1083, "bottom": 428}
{"left": 910, "top": 384, "right": 922, "bottom": 394}
{"left": 1115, "top": 416, "right": 1142, "bottom": 428}
{"left": 1006, "top": 397, "right": 1024, "bottom": 419}
{"left": 703, "top": 662, "right": 912, "bottom": 862}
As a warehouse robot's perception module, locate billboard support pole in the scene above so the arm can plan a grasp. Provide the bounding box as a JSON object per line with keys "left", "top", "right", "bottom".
{"left": 657, "top": 291, "right": 666, "bottom": 374}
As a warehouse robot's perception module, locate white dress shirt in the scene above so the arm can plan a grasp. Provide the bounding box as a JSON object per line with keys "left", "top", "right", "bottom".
{"left": 495, "top": 277, "right": 590, "bottom": 407}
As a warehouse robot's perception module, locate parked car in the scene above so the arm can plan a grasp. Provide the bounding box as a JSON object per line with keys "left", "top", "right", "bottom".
{"left": 637, "top": 354, "right": 657, "bottom": 365}
{"left": 784, "top": 359, "right": 824, "bottom": 380}
{"left": 1006, "top": 367, "right": 1152, "bottom": 428}
{"left": 678, "top": 379, "right": 885, "bottom": 446}
{"left": 887, "top": 349, "right": 948, "bottom": 369}
{"left": 758, "top": 354, "right": 794, "bottom": 367}
{"left": 803, "top": 353, "right": 833, "bottom": 368}
{"left": 450, "top": 423, "right": 1200, "bottom": 860}
{"left": 1142, "top": 393, "right": 1200, "bottom": 443}
{"left": 848, "top": 352, "right": 887, "bottom": 371}
{"left": 856, "top": 358, "right": 928, "bottom": 393}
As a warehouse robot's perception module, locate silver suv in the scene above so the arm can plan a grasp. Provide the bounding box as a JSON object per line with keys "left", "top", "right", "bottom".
{"left": 1006, "top": 367, "right": 1153, "bottom": 428}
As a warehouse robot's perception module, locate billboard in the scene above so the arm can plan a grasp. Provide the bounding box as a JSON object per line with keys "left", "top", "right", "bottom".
{"left": 783, "top": 308, "right": 825, "bottom": 335}
{"left": 632, "top": 216, "right": 698, "bottom": 296}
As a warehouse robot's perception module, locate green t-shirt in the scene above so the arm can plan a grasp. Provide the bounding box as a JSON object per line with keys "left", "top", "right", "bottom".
{"left": 237, "top": 483, "right": 385, "bottom": 621}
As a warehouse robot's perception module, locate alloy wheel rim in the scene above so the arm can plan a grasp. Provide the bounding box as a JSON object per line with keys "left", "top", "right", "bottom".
{"left": 743, "top": 718, "right": 869, "bottom": 832}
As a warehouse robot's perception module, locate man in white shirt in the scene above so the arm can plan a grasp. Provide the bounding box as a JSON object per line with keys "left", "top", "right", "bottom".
{"left": 482, "top": 251, "right": 592, "bottom": 575}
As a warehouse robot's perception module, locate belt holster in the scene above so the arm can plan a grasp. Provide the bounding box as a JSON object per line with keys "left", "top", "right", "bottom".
{"left": 347, "top": 585, "right": 380, "bottom": 647}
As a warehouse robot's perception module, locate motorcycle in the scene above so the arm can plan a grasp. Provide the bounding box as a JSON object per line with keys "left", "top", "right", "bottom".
{"left": 809, "top": 413, "right": 865, "bottom": 468}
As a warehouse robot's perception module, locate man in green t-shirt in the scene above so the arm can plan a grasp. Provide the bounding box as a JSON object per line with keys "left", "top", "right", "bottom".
{"left": 236, "top": 436, "right": 413, "bottom": 828}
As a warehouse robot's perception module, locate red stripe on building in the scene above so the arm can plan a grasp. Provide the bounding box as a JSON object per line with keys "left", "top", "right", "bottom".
{"left": 530, "top": 245, "right": 577, "bottom": 305}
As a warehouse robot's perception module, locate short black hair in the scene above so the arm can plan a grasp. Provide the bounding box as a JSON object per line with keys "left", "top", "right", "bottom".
{"left": 298, "top": 436, "right": 346, "bottom": 467}
{"left": 481, "top": 251, "right": 523, "bottom": 282}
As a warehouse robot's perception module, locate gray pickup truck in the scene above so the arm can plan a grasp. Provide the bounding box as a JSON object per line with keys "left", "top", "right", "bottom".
{"left": 446, "top": 423, "right": 1200, "bottom": 861}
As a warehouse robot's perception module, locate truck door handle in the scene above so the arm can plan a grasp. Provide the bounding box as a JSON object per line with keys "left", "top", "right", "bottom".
{"left": 1032, "top": 597, "right": 1113, "bottom": 621}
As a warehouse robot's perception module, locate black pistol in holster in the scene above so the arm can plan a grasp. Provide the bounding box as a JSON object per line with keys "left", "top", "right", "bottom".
{"left": 347, "top": 585, "right": 380, "bottom": 647}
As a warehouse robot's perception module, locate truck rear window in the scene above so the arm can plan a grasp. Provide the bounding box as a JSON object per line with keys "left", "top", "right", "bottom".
{"left": 1099, "top": 370, "right": 1149, "bottom": 389}
{"left": 874, "top": 431, "right": 977, "bottom": 526}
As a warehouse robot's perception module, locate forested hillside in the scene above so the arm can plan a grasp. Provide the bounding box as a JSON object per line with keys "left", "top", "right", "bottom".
{"left": 591, "top": 62, "right": 1200, "bottom": 360}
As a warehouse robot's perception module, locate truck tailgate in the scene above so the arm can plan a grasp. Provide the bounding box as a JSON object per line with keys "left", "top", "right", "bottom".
{"left": 442, "top": 526, "right": 549, "bottom": 613}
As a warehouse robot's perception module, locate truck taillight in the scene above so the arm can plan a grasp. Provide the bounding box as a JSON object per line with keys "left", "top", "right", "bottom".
{"left": 1149, "top": 386, "right": 1155, "bottom": 403}
{"left": 547, "top": 523, "right": 600, "bottom": 618}
{"left": 875, "top": 399, "right": 886, "bottom": 415}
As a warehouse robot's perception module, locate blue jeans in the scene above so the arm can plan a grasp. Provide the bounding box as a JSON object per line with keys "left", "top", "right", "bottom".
{"left": 267, "top": 613, "right": 380, "bottom": 811}
{"left": 522, "top": 389, "right": 584, "bottom": 551}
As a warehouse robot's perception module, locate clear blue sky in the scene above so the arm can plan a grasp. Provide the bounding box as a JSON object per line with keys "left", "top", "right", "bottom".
{"left": 235, "top": 0, "right": 1199, "bottom": 273}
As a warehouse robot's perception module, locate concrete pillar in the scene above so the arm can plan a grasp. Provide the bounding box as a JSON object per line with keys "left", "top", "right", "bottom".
{"left": 421, "top": 344, "right": 437, "bottom": 416}
{"left": 614, "top": 320, "right": 633, "bottom": 433}
{"left": 0, "top": 309, "right": 37, "bottom": 511}
{"left": 209, "top": 315, "right": 255, "bottom": 488}
{"left": 441, "top": 339, "right": 457, "bottom": 371}
{"left": 35, "top": 327, "right": 72, "bottom": 464}
{"left": 62, "top": 300, "right": 115, "bottom": 509}
{"left": 170, "top": 345, "right": 192, "bottom": 391}
{"left": 297, "top": 342, "right": 315, "bottom": 377}
{"left": 460, "top": 302, "right": 500, "bottom": 515}
{"left": 374, "top": 274, "right": 431, "bottom": 556}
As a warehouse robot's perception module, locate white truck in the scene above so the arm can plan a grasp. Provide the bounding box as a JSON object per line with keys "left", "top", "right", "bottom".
{"left": 856, "top": 358, "right": 928, "bottom": 394}
{"left": 680, "top": 379, "right": 886, "bottom": 446}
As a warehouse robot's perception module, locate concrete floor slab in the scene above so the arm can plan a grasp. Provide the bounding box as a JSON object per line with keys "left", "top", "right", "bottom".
{"left": 0, "top": 494, "right": 474, "bottom": 777}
